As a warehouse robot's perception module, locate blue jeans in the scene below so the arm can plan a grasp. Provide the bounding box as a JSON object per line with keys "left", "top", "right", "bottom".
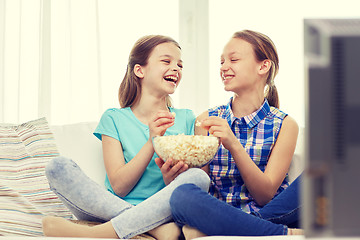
{"left": 45, "top": 156, "right": 210, "bottom": 238}
{"left": 170, "top": 174, "right": 302, "bottom": 236}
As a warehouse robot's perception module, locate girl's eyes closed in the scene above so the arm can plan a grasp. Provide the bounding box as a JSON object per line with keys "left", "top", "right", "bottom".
{"left": 220, "top": 59, "right": 238, "bottom": 65}
{"left": 161, "top": 59, "right": 183, "bottom": 69}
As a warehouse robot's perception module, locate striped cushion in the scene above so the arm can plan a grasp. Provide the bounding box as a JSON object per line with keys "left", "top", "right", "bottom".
{"left": 0, "top": 118, "right": 73, "bottom": 236}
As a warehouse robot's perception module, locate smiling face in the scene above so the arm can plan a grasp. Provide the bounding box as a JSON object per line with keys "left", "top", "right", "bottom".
{"left": 138, "top": 42, "right": 183, "bottom": 98}
{"left": 220, "top": 38, "right": 264, "bottom": 94}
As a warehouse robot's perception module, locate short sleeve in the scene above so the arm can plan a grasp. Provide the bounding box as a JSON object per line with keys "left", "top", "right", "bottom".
{"left": 93, "top": 109, "right": 120, "bottom": 141}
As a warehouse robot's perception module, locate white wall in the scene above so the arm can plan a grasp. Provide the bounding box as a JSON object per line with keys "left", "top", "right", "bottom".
{"left": 208, "top": 0, "right": 360, "bottom": 127}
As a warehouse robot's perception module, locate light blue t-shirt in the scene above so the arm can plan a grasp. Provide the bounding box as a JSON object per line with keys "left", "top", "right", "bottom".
{"left": 93, "top": 107, "right": 195, "bottom": 205}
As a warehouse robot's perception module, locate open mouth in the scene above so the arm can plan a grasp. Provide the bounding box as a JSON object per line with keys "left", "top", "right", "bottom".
{"left": 222, "top": 74, "right": 234, "bottom": 81}
{"left": 164, "top": 75, "right": 178, "bottom": 84}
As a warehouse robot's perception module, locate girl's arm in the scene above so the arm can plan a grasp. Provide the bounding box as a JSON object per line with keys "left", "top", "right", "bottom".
{"left": 202, "top": 115, "right": 299, "bottom": 206}
{"left": 102, "top": 135, "right": 155, "bottom": 197}
{"left": 103, "top": 111, "right": 176, "bottom": 197}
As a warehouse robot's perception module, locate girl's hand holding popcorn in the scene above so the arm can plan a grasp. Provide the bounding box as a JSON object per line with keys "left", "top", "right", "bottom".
{"left": 148, "top": 111, "right": 176, "bottom": 140}
{"left": 200, "top": 116, "right": 238, "bottom": 151}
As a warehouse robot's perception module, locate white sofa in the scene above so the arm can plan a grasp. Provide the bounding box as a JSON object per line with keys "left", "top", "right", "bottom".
{"left": 0, "top": 119, "right": 305, "bottom": 240}
{"left": 51, "top": 122, "right": 305, "bottom": 186}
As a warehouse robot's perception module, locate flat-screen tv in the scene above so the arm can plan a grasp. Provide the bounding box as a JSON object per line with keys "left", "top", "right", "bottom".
{"left": 303, "top": 18, "right": 360, "bottom": 237}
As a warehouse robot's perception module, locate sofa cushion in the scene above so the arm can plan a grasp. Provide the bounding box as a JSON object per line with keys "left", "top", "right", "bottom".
{"left": 0, "top": 118, "right": 73, "bottom": 237}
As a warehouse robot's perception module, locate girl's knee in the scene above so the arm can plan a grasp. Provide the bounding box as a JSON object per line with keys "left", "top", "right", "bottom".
{"left": 170, "top": 184, "right": 196, "bottom": 210}
{"left": 181, "top": 168, "right": 210, "bottom": 191}
{"left": 45, "top": 156, "right": 74, "bottom": 181}
{"left": 170, "top": 183, "right": 206, "bottom": 225}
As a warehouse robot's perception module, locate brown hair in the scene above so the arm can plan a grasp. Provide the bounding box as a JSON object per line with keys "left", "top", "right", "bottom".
{"left": 232, "top": 30, "right": 280, "bottom": 108}
{"left": 118, "top": 35, "right": 181, "bottom": 108}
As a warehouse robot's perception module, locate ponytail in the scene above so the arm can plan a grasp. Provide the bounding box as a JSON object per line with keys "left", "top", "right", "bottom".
{"left": 265, "top": 84, "right": 279, "bottom": 108}
{"left": 118, "top": 65, "right": 140, "bottom": 108}
{"left": 265, "top": 60, "right": 279, "bottom": 108}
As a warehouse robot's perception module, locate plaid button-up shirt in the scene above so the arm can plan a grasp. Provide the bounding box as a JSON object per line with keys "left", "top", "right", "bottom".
{"left": 208, "top": 98, "right": 290, "bottom": 213}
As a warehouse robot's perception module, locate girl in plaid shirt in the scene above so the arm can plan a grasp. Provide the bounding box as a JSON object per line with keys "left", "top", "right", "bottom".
{"left": 170, "top": 30, "right": 302, "bottom": 238}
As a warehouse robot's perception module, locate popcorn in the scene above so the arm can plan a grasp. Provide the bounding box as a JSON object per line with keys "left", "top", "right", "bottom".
{"left": 195, "top": 121, "right": 201, "bottom": 127}
{"left": 171, "top": 112, "right": 176, "bottom": 117}
{"left": 153, "top": 134, "right": 219, "bottom": 168}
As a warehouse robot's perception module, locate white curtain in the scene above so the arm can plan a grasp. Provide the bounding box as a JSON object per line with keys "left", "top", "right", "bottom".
{"left": 5, "top": 0, "right": 357, "bottom": 127}
{"left": 0, "top": 0, "right": 182, "bottom": 125}
{"left": 1, "top": 0, "right": 43, "bottom": 123}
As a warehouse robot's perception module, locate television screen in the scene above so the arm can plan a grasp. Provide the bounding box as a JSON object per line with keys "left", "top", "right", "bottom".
{"left": 303, "top": 18, "right": 360, "bottom": 237}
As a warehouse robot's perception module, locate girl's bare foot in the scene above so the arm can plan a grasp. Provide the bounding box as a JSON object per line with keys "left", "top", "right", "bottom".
{"left": 288, "top": 228, "right": 304, "bottom": 235}
{"left": 182, "top": 225, "right": 206, "bottom": 240}
{"left": 148, "top": 222, "right": 181, "bottom": 240}
{"left": 42, "top": 216, "right": 118, "bottom": 238}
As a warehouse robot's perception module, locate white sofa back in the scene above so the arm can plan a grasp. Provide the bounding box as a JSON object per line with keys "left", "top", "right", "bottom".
{"left": 51, "top": 122, "right": 105, "bottom": 186}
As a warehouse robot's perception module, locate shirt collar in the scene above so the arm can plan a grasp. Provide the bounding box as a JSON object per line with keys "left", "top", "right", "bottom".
{"left": 226, "top": 98, "right": 271, "bottom": 129}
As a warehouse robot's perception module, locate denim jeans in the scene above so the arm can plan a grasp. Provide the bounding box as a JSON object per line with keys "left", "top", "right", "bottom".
{"left": 170, "top": 174, "right": 302, "bottom": 236}
{"left": 45, "top": 156, "right": 210, "bottom": 238}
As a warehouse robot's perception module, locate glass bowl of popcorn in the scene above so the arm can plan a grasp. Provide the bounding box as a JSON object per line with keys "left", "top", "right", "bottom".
{"left": 152, "top": 134, "right": 220, "bottom": 168}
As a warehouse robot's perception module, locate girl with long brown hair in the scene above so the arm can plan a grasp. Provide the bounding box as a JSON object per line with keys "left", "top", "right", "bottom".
{"left": 42, "top": 35, "right": 210, "bottom": 239}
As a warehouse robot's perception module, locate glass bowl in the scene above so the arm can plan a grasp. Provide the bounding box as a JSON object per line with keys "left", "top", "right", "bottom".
{"left": 153, "top": 134, "right": 220, "bottom": 168}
